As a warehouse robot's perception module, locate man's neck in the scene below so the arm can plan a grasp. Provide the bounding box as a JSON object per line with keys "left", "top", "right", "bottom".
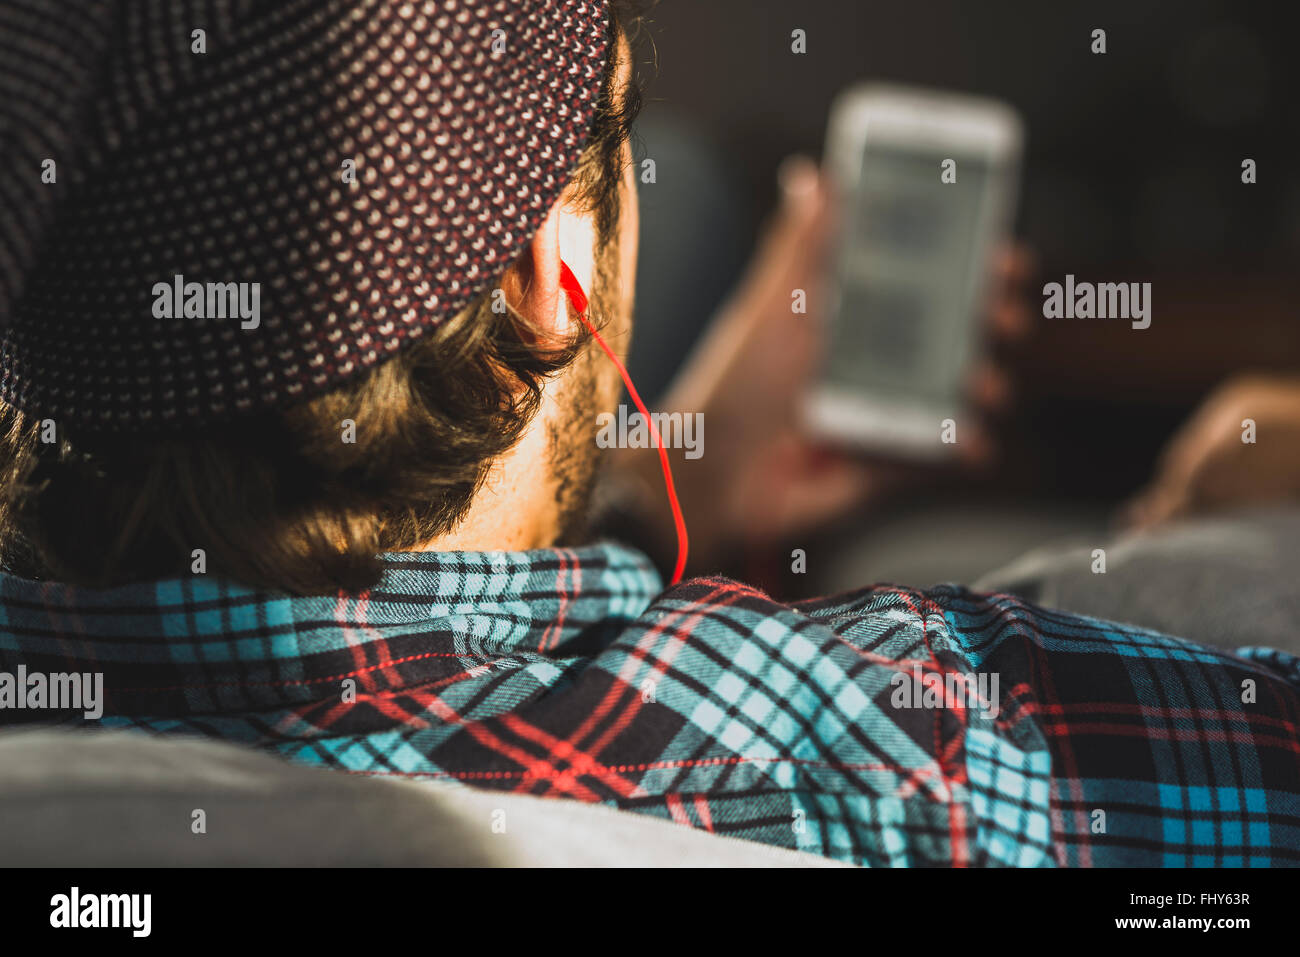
{"left": 410, "top": 418, "right": 559, "bottom": 554}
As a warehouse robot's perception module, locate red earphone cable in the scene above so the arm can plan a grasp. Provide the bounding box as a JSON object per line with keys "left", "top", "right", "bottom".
{"left": 558, "top": 260, "right": 689, "bottom": 585}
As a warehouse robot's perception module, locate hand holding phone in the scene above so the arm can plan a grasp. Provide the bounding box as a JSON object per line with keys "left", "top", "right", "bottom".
{"left": 617, "top": 144, "right": 1031, "bottom": 570}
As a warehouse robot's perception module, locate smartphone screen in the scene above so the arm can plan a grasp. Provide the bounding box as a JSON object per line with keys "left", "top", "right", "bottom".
{"left": 824, "top": 143, "right": 998, "bottom": 411}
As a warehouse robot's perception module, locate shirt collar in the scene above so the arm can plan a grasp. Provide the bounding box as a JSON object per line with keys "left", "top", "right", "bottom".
{"left": 0, "top": 542, "right": 663, "bottom": 714}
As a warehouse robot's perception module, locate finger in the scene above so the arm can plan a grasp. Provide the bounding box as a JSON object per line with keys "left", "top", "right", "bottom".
{"left": 732, "top": 156, "right": 832, "bottom": 323}
{"left": 987, "top": 295, "right": 1033, "bottom": 341}
{"left": 775, "top": 156, "right": 831, "bottom": 245}
{"left": 953, "top": 418, "right": 997, "bottom": 469}
{"left": 968, "top": 360, "right": 1014, "bottom": 414}
{"left": 980, "top": 245, "right": 1035, "bottom": 344}
{"left": 994, "top": 243, "right": 1037, "bottom": 285}
{"left": 778, "top": 154, "right": 821, "bottom": 203}
{"left": 775, "top": 157, "right": 834, "bottom": 274}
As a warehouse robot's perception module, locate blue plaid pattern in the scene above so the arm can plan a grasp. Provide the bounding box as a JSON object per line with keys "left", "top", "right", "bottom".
{"left": 1, "top": 541, "right": 1297, "bottom": 866}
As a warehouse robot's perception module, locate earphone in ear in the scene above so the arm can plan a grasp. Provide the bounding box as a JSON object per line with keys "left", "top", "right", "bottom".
{"left": 559, "top": 259, "right": 689, "bottom": 585}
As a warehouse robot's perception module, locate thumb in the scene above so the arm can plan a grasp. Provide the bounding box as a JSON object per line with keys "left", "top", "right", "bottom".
{"left": 754, "top": 155, "right": 832, "bottom": 276}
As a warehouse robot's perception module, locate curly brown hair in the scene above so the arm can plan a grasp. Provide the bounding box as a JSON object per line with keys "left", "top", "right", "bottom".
{"left": 0, "top": 3, "right": 645, "bottom": 596}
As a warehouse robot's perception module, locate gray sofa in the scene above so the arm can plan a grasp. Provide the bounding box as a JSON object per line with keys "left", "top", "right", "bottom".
{"left": 0, "top": 728, "right": 843, "bottom": 867}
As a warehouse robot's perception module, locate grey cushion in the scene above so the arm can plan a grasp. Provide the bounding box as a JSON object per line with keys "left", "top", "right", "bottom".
{"left": 976, "top": 506, "right": 1300, "bottom": 654}
{"left": 0, "top": 728, "right": 845, "bottom": 867}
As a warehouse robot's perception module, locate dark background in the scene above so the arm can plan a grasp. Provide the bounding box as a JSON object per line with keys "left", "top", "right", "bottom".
{"left": 627, "top": 0, "right": 1300, "bottom": 504}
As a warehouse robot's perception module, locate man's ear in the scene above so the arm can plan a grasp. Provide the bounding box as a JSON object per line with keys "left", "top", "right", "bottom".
{"left": 498, "top": 203, "right": 567, "bottom": 349}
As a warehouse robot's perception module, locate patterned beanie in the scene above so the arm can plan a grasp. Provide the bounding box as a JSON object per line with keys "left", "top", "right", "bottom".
{"left": 0, "top": 0, "right": 611, "bottom": 432}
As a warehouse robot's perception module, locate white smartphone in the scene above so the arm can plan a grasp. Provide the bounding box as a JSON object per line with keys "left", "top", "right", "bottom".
{"left": 805, "top": 83, "right": 1023, "bottom": 459}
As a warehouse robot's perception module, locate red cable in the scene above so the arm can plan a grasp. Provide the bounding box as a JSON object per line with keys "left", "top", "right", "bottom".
{"left": 559, "top": 260, "right": 689, "bottom": 584}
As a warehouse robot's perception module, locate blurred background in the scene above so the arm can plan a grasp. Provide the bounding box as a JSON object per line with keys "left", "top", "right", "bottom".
{"left": 623, "top": 0, "right": 1300, "bottom": 593}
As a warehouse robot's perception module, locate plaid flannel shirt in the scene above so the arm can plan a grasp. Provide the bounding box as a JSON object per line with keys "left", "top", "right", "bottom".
{"left": 1, "top": 541, "right": 1298, "bottom": 866}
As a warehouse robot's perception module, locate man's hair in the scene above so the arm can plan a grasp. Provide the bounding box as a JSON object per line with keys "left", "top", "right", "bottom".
{"left": 0, "top": 3, "right": 644, "bottom": 596}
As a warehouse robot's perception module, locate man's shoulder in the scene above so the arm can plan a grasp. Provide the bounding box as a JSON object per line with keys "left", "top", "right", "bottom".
{"left": 642, "top": 574, "right": 1157, "bottom": 657}
{"left": 637, "top": 573, "right": 1300, "bottom": 706}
